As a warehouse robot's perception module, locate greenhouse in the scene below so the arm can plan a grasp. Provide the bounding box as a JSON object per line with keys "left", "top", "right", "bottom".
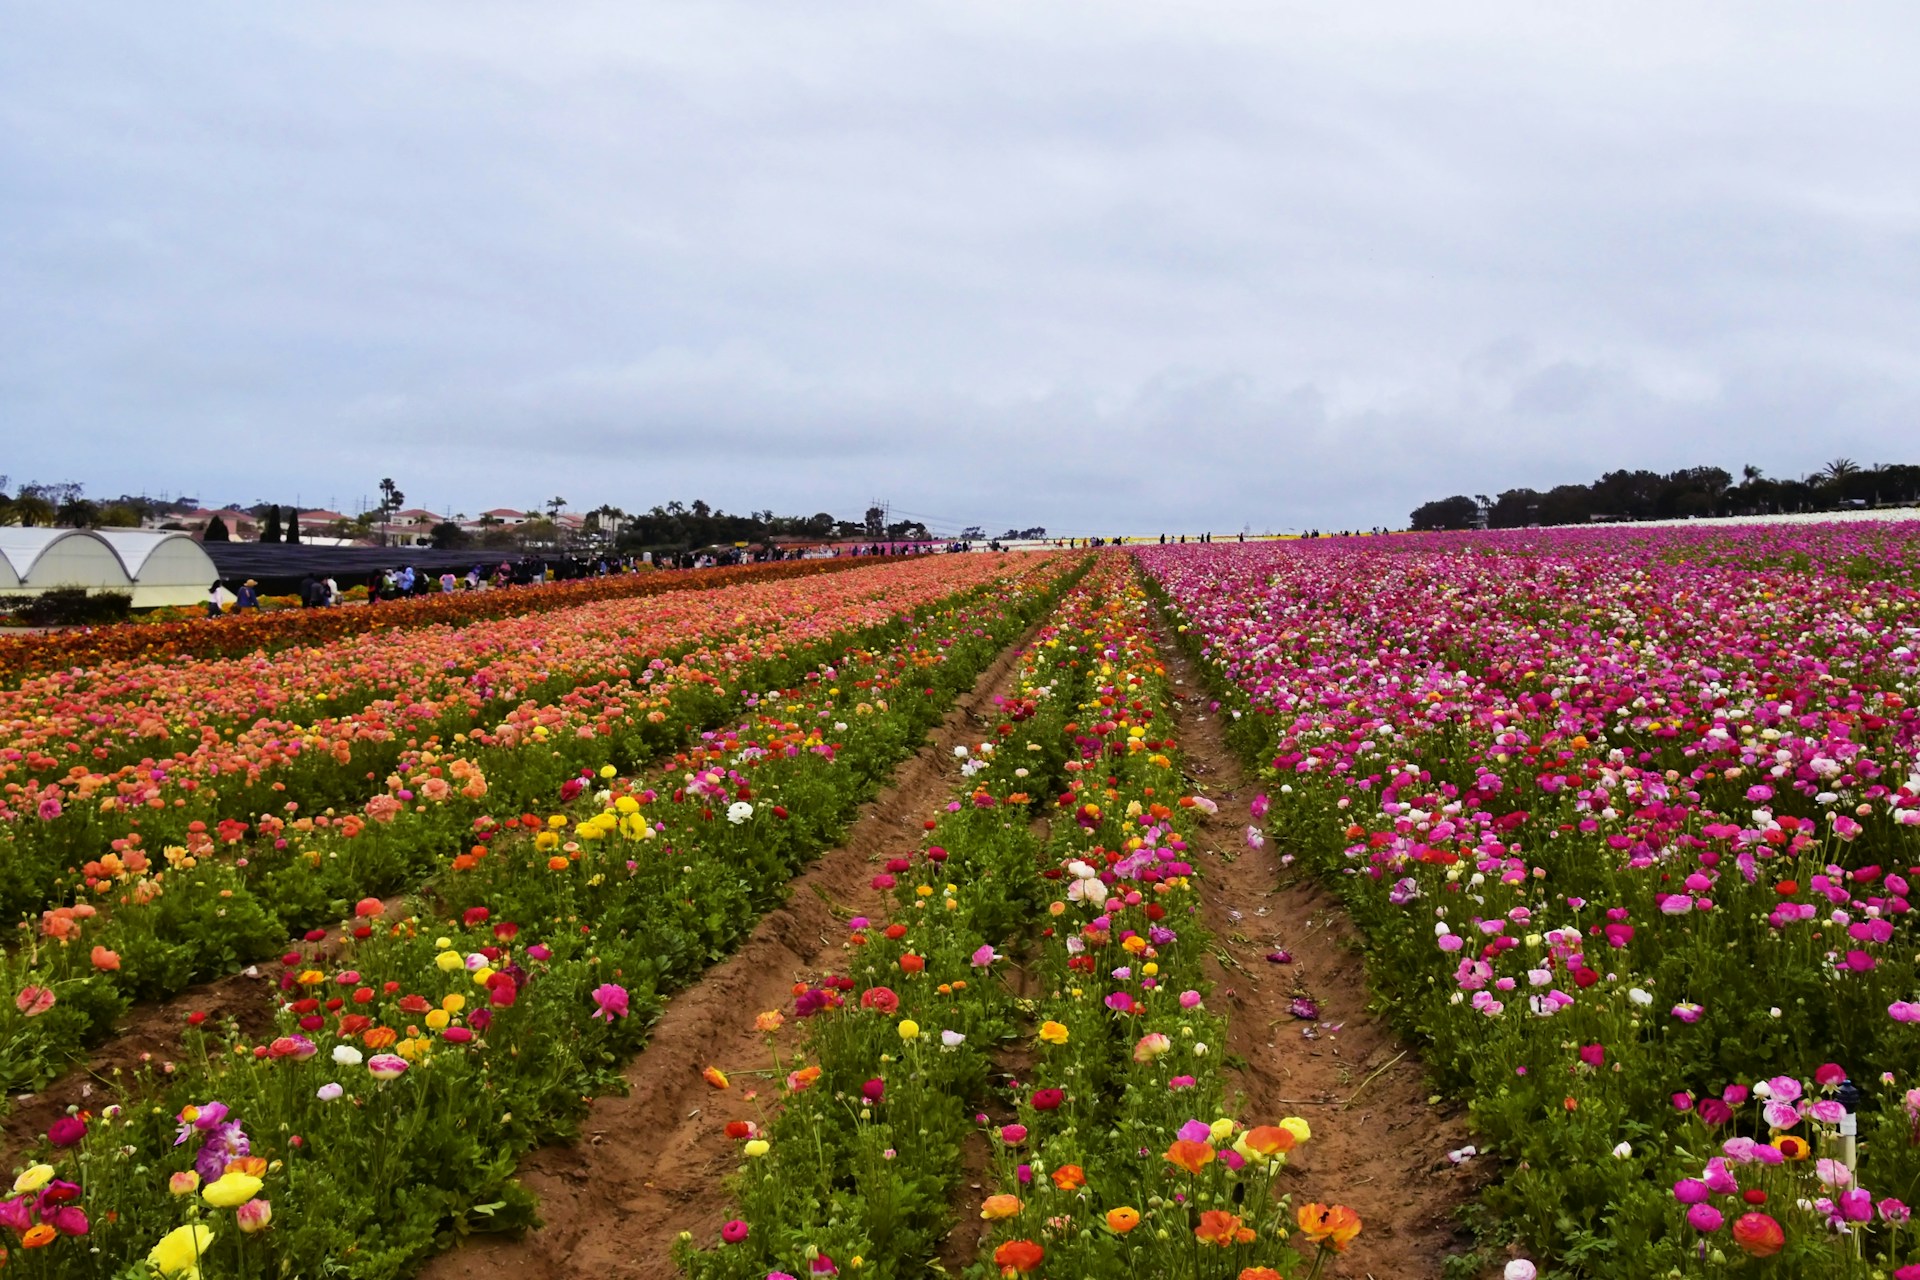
{"left": 0, "top": 528, "right": 215, "bottom": 607}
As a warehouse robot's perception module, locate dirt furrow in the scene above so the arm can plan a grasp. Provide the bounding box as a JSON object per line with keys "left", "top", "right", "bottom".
{"left": 423, "top": 625, "right": 1042, "bottom": 1280}
{"left": 1162, "top": 641, "right": 1481, "bottom": 1279}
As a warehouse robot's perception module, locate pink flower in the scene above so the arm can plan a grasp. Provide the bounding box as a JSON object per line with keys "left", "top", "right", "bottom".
{"left": 47, "top": 1116, "right": 86, "bottom": 1147}
{"left": 1686, "top": 1204, "right": 1724, "bottom": 1233}
{"left": 999, "top": 1124, "right": 1028, "bottom": 1145}
{"left": 1673, "top": 1179, "right": 1709, "bottom": 1204}
{"left": 590, "top": 983, "right": 629, "bottom": 1021}
{"left": 14, "top": 986, "right": 55, "bottom": 1017}
{"left": 720, "top": 1219, "right": 749, "bottom": 1244}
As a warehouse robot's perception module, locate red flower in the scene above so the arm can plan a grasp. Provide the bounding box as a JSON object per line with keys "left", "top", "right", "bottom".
{"left": 1732, "top": 1212, "right": 1784, "bottom": 1257}
{"left": 462, "top": 906, "right": 491, "bottom": 927}
{"left": 993, "top": 1240, "right": 1044, "bottom": 1275}
{"left": 1030, "top": 1087, "right": 1064, "bottom": 1111}
{"left": 860, "top": 987, "right": 900, "bottom": 1014}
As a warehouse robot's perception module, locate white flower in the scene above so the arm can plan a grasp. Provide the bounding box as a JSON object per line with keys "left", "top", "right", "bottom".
{"left": 727, "top": 801, "right": 754, "bottom": 825}
{"left": 1192, "top": 1042, "right": 1208, "bottom": 1056}
{"left": 953, "top": 746, "right": 969, "bottom": 758}
{"left": 941, "top": 1030, "right": 965, "bottom": 1048}
{"left": 1505, "top": 1263, "right": 1537, "bottom": 1280}
{"left": 1627, "top": 987, "right": 1653, "bottom": 1007}
{"left": 1448, "top": 1145, "right": 1478, "bottom": 1164}
{"left": 1611, "top": 1141, "right": 1632, "bottom": 1159}
{"left": 332, "top": 1045, "right": 363, "bottom": 1066}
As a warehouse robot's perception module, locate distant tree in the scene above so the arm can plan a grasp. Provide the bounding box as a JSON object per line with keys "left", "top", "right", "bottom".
{"left": 98, "top": 503, "right": 141, "bottom": 528}
{"left": 1823, "top": 458, "right": 1860, "bottom": 482}
{"left": 546, "top": 495, "right": 567, "bottom": 520}
{"left": 260, "top": 506, "right": 283, "bottom": 542}
{"left": 864, "top": 506, "right": 885, "bottom": 538}
{"left": 286, "top": 509, "right": 302, "bottom": 543}
{"left": 204, "top": 515, "right": 231, "bottom": 542}
{"left": 1409, "top": 495, "right": 1479, "bottom": 531}
{"left": 429, "top": 521, "right": 471, "bottom": 550}
{"left": 55, "top": 498, "right": 101, "bottom": 528}
{"left": 1488, "top": 488, "right": 1545, "bottom": 529}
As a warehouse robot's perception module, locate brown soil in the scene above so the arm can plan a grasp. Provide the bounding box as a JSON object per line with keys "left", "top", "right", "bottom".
{"left": 4, "top": 969, "right": 277, "bottom": 1154}
{"left": 421, "top": 626, "right": 1044, "bottom": 1280}
{"left": 1163, "top": 642, "right": 1484, "bottom": 1280}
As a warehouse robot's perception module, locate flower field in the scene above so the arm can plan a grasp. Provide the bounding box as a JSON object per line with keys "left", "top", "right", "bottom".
{"left": 0, "top": 552, "right": 1084, "bottom": 1275}
{"left": 0, "top": 555, "right": 1063, "bottom": 1103}
{"left": 18, "top": 519, "right": 1920, "bottom": 1280}
{"left": 1140, "top": 524, "right": 1920, "bottom": 1277}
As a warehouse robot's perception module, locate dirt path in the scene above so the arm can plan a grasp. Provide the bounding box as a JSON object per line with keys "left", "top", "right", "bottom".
{"left": 421, "top": 626, "right": 1042, "bottom": 1280}
{"left": 1162, "top": 642, "right": 1482, "bottom": 1279}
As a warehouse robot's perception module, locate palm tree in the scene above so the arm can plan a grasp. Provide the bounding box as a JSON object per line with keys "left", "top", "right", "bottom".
{"left": 1823, "top": 458, "right": 1860, "bottom": 482}
{"left": 1741, "top": 464, "right": 1763, "bottom": 483}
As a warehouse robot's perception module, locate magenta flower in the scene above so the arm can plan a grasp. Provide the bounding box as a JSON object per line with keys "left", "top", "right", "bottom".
{"left": 590, "top": 983, "right": 630, "bottom": 1021}
{"left": 720, "top": 1218, "right": 749, "bottom": 1244}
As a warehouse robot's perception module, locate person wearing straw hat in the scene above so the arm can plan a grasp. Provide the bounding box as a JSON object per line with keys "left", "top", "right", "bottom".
{"left": 234, "top": 578, "right": 261, "bottom": 611}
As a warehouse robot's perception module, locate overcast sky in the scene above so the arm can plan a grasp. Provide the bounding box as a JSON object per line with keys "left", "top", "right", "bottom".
{"left": 3, "top": 2, "right": 1917, "bottom": 533}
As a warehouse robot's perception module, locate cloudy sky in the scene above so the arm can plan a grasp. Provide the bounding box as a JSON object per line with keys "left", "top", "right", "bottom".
{"left": 4, "top": 2, "right": 1917, "bottom": 533}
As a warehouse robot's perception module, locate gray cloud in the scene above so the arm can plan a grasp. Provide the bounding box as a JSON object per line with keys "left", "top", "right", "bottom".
{"left": 3, "top": 1, "right": 1919, "bottom": 532}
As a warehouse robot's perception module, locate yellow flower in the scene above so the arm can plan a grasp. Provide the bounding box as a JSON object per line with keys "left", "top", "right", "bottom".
{"left": 148, "top": 1223, "right": 216, "bottom": 1276}
{"left": 1279, "top": 1116, "right": 1312, "bottom": 1144}
{"left": 547, "top": 814, "right": 568, "bottom": 829}
{"left": 615, "top": 795, "right": 639, "bottom": 814}
{"left": 203, "top": 1172, "right": 263, "bottom": 1208}
{"left": 743, "top": 1139, "right": 770, "bottom": 1157}
{"left": 13, "top": 1164, "right": 54, "bottom": 1193}
{"left": 535, "top": 831, "right": 560, "bottom": 851}
{"left": 426, "top": 1009, "right": 450, "bottom": 1030}
{"left": 897, "top": 1019, "right": 920, "bottom": 1041}
{"left": 1209, "top": 1118, "right": 1236, "bottom": 1143}
{"left": 1038, "top": 1021, "right": 1069, "bottom": 1045}
{"left": 473, "top": 967, "right": 496, "bottom": 987}
{"left": 441, "top": 993, "right": 466, "bottom": 1013}
{"left": 436, "top": 950, "right": 466, "bottom": 972}
{"left": 599, "top": 764, "right": 618, "bottom": 779}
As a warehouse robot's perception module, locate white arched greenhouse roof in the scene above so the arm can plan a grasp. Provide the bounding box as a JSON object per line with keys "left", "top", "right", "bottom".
{"left": 94, "top": 530, "right": 219, "bottom": 607}
{"left": 0, "top": 528, "right": 215, "bottom": 608}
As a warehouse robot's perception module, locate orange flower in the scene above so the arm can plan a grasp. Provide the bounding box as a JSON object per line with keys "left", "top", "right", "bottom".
{"left": 363, "top": 1026, "right": 398, "bottom": 1049}
{"left": 1194, "top": 1209, "right": 1253, "bottom": 1246}
{"left": 1051, "top": 1163, "right": 1086, "bottom": 1191}
{"left": 1241, "top": 1125, "right": 1295, "bottom": 1157}
{"left": 1164, "top": 1138, "right": 1215, "bottom": 1175}
{"left": 786, "top": 1065, "right": 822, "bottom": 1092}
{"left": 1105, "top": 1205, "right": 1141, "bottom": 1233}
{"left": 981, "top": 1193, "right": 1023, "bottom": 1220}
{"left": 1296, "top": 1202, "right": 1362, "bottom": 1251}
{"left": 21, "top": 1223, "right": 56, "bottom": 1248}
{"left": 1773, "top": 1135, "right": 1809, "bottom": 1160}
{"left": 993, "top": 1239, "right": 1044, "bottom": 1275}
{"left": 1240, "top": 1271, "right": 1284, "bottom": 1280}
{"left": 90, "top": 945, "right": 122, "bottom": 972}
{"left": 702, "top": 1066, "right": 730, "bottom": 1089}
{"left": 227, "top": 1155, "right": 269, "bottom": 1178}
{"left": 754, "top": 1010, "right": 784, "bottom": 1033}
{"left": 547, "top": 856, "right": 570, "bottom": 871}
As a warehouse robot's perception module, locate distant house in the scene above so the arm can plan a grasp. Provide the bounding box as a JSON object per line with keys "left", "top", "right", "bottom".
{"left": 163, "top": 508, "right": 259, "bottom": 540}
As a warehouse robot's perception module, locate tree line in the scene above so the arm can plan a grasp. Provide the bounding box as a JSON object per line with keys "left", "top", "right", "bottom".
{"left": 1409, "top": 459, "right": 1920, "bottom": 531}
